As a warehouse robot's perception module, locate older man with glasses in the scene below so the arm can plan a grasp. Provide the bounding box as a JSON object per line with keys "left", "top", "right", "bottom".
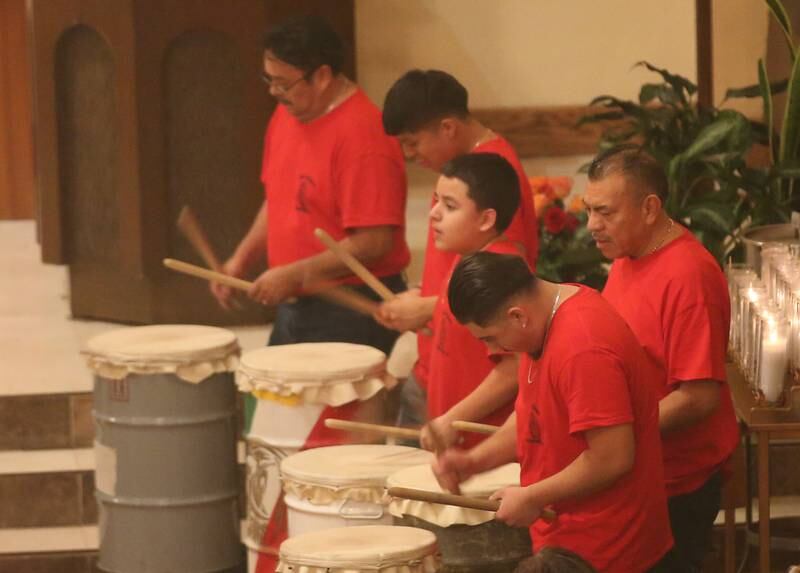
{"left": 211, "top": 15, "right": 410, "bottom": 355}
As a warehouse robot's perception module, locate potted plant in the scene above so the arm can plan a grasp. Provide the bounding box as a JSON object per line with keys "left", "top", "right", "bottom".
{"left": 578, "top": 0, "right": 800, "bottom": 264}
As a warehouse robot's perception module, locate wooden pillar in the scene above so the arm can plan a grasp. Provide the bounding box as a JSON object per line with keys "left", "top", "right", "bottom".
{"left": 0, "top": 0, "right": 36, "bottom": 220}
{"left": 29, "top": 0, "right": 355, "bottom": 325}
{"left": 696, "top": 0, "right": 714, "bottom": 109}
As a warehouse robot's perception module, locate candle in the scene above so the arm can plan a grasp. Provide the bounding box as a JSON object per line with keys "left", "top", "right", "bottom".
{"left": 759, "top": 320, "right": 788, "bottom": 404}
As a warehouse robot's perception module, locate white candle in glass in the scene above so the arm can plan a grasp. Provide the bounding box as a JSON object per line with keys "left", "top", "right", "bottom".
{"left": 759, "top": 319, "right": 788, "bottom": 403}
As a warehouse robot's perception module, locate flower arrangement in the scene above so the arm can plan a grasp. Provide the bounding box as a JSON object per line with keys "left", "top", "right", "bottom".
{"left": 529, "top": 176, "right": 608, "bottom": 290}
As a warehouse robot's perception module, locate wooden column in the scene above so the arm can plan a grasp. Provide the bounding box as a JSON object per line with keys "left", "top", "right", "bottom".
{"left": 0, "top": 0, "right": 35, "bottom": 219}
{"left": 29, "top": 0, "right": 355, "bottom": 325}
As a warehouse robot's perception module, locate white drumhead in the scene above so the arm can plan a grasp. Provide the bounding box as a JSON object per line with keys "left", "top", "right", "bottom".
{"left": 281, "top": 445, "right": 433, "bottom": 488}
{"left": 86, "top": 325, "right": 238, "bottom": 362}
{"left": 239, "top": 343, "right": 385, "bottom": 383}
{"left": 388, "top": 462, "right": 520, "bottom": 497}
{"left": 278, "top": 525, "right": 437, "bottom": 569}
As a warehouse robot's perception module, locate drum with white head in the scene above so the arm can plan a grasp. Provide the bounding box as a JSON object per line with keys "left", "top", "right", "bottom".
{"left": 280, "top": 444, "right": 432, "bottom": 536}
{"left": 85, "top": 324, "right": 241, "bottom": 573}
{"left": 387, "top": 463, "right": 532, "bottom": 572}
{"left": 276, "top": 525, "right": 440, "bottom": 573}
{"left": 237, "top": 343, "right": 395, "bottom": 570}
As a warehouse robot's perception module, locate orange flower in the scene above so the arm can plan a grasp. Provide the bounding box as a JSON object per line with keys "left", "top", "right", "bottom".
{"left": 550, "top": 176, "right": 573, "bottom": 199}
{"left": 534, "top": 193, "right": 553, "bottom": 217}
{"left": 567, "top": 194, "right": 585, "bottom": 213}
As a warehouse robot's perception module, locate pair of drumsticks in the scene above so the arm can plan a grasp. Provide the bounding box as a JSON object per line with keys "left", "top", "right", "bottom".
{"left": 166, "top": 206, "right": 391, "bottom": 315}
{"left": 325, "top": 418, "right": 557, "bottom": 523}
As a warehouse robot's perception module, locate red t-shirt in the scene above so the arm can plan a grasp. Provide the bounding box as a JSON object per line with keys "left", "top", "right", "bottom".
{"left": 427, "top": 240, "right": 521, "bottom": 449}
{"left": 602, "top": 228, "right": 739, "bottom": 496}
{"left": 261, "top": 90, "right": 410, "bottom": 281}
{"left": 413, "top": 136, "right": 538, "bottom": 385}
{"left": 517, "top": 286, "right": 672, "bottom": 573}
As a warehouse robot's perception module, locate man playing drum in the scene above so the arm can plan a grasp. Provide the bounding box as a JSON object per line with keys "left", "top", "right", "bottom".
{"left": 434, "top": 252, "right": 675, "bottom": 572}
{"left": 584, "top": 146, "right": 739, "bottom": 571}
{"left": 211, "top": 15, "right": 409, "bottom": 355}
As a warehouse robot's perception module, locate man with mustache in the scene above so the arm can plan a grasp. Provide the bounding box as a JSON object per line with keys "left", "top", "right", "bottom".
{"left": 211, "top": 15, "right": 409, "bottom": 354}
{"left": 583, "top": 145, "right": 739, "bottom": 572}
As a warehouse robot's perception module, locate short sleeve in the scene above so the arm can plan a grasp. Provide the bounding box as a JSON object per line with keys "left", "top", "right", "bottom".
{"left": 336, "top": 152, "right": 407, "bottom": 229}
{"left": 557, "top": 349, "right": 634, "bottom": 436}
{"left": 661, "top": 271, "right": 729, "bottom": 386}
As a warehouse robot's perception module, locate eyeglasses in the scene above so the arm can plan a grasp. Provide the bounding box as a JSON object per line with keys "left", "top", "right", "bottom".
{"left": 260, "top": 70, "right": 314, "bottom": 96}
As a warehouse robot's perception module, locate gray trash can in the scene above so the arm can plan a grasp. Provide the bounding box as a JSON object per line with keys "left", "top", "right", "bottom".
{"left": 85, "top": 325, "right": 242, "bottom": 573}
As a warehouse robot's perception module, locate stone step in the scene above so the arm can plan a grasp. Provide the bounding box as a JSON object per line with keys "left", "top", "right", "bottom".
{"left": 0, "top": 393, "right": 93, "bottom": 452}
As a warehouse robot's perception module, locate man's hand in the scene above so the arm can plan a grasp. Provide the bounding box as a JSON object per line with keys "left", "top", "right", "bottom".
{"left": 431, "top": 448, "right": 476, "bottom": 495}
{"left": 374, "top": 289, "right": 434, "bottom": 332}
{"left": 248, "top": 265, "right": 302, "bottom": 306}
{"left": 491, "top": 486, "right": 542, "bottom": 527}
{"left": 420, "top": 415, "right": 460, "bottom": 452}
{"left": 210, "top": 257, "right": 247, "bottom": 310}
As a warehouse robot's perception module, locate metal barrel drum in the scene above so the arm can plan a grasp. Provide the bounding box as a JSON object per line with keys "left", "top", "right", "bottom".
{"left": 85, "top": 325, "right": 241, "bottom": 573}
{"left": 236, "top": 342, "right": 395, "bottom": 571}
{"left": 276, "top": 525, "right": 440, "bottom": 573}
{"left": 280, "top": 444, "right": 432, "bottom": 536}
{"left": 387, "top": 463, "right": 532, "bottom": 573}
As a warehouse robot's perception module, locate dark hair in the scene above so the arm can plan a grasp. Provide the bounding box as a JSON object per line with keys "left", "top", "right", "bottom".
{"left": 514, "top": 547, "right": 598, "bottom": 573}
{"left": 587, "top": 144, "right": 668, "bottom": 203}
{"left": 382, "top": 69, "right": 469, "bottom": 135}
{"left": 263, "top": 15, "right": 344, "bottom": 75}
{"left": 449, "top": 251, "right": 535, "bottom": 326}
{"left": 440, "top": 153, "right": 520, "bottom": 234}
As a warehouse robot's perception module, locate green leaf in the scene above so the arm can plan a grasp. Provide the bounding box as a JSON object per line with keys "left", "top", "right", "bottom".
{"left": 766, "top": 0, "right": 797, "bottom": 60}
{"left": 639, "top": 83, "right": 679, "bottom": 105}
{"left": 635, "top": 61, "right": 697, "bottom": 100}
{"left": 758, "top": 59, "right": 775, "bottom": 163}
{"left": 779, "top": 50, "right": 800, "bottom": 163}
{"left": 680, "top": 112, "right": 749, "bottom": 162}
{"left": 723, "top": 78, "right": 788, "bottom": 100}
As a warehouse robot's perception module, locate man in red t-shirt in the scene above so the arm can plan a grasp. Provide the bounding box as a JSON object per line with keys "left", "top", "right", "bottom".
{"left": 435, "top": 252, "right": 674, "bottom": 572}
{"left": 210, "top": 16, "right": 409, "bottom": 355}
{"left": 418, "top": 153, "right": 524, "bottom": 450}
{"left": 376, "top": 70, "right": 538, "bottom": 428}
{"left": 584, "top": 146, "right": 739, "bottom": 571}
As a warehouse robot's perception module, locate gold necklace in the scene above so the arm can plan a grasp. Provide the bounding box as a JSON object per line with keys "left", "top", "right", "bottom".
{"left": 648, "top": 218, "right": 675, "bottom": 256}
{"left": 527, "top": 287, "right": 561, "bottom": 384}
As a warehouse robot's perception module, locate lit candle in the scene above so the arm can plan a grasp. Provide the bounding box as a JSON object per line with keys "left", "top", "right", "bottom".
{"left": 759, "top": 319, "right": 788, "bottom": 403}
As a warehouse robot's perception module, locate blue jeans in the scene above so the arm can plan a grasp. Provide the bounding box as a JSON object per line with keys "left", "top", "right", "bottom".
{"left": 267, "top": 274, "right": 406, "bottom": 356}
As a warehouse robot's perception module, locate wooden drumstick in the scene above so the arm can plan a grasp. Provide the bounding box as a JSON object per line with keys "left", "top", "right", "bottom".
{"left": 163, "top": 258, "right": 378, "bottom": 316}
{"left": 387, "top": 486, "right": 556, "bottom": 522}
{"left": 314, "top": 228, "right": 396, "bottom": 302}
{"left": 324, "top": 418, "right": 421, "bottom": 440}
{"left": 451, "top": 420, "right": 500, "bottom": 435}
{"left": 177, "top": 206, "right": 223, "bottom": 271}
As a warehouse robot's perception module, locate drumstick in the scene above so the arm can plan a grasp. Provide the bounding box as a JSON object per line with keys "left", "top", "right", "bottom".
{"left": 176, "top": 206, "right": 244, "bottom": 309}
{"left": 324, "top": 418, "right": 421, "bottom": 440}
{"left": 387, "top": 486, "right": 556, "bottom": 523}
{"left": 314, "top": 228, "right": 396, "bottom": 302}
{"left": 177, "top": 206, "right": 223, "bottom": 271}
{"left": 163, "top": 258, "right": 377, "bottom": 316}
{"left": 451, "top": 421, "right": 500, "bottom": 435}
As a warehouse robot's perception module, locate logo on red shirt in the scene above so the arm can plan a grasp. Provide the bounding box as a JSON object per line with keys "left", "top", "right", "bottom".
{"left": 527, "top": 404, "right": 542, "bottom": 444}
{"left": 296, "top": 175, "right": 315, "bottom": 213}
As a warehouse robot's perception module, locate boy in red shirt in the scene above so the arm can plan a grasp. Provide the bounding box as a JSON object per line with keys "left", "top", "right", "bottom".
{"left": 435, "top": 252, "right": 675, "bottom": 572}
{"left": 416, "top": 153, "right": 524, "bottom": 450}
{"left": 377, "top": 70, "right": 538, "bottom": 429}
{"left": 584, "top": 146, "right": 739, "bottom": 570}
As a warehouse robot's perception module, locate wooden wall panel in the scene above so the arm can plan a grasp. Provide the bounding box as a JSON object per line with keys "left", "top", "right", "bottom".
{"left": 0, "top": 0, "right": 35, "bottom": 219}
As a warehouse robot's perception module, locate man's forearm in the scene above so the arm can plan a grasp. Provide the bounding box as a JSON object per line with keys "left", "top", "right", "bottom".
{"left": 443, "top": 355, "right": 518, "bottom": 425}
{"left": 231, "top": 203, "right": 268, "bottom": 272}
{"left": 659, "top": 379, "right": 721, "bottom": 435}
{"left": 468, "top": 413, "right": 518, "bottom": 473}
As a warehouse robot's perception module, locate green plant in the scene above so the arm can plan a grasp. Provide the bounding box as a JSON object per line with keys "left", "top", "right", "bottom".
{"left": 578, "top": 0, "right": 800, "bottom": 264}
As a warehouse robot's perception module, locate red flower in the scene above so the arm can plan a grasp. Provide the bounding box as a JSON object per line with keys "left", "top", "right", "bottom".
{"left": 564, "top": 213, "right": 580, "bottom": 232}
{"left": 543, "top": 206, "right": 567, "bottom": 234}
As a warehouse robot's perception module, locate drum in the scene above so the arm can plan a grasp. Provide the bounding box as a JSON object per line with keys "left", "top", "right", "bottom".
{"left": 387, "top": 463, "right": 531, "bottom": 573}
{"left": 276, "top": 525, "right": 440, "bottom": 573}
{"left": 281, "top": 444, "right": 432, "bottom": 536}
{"left": 85, "top": 325, "right": 241, "bottom": 573}
{"left": 236, "top": 342, "right": 394, "bottom": 572}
